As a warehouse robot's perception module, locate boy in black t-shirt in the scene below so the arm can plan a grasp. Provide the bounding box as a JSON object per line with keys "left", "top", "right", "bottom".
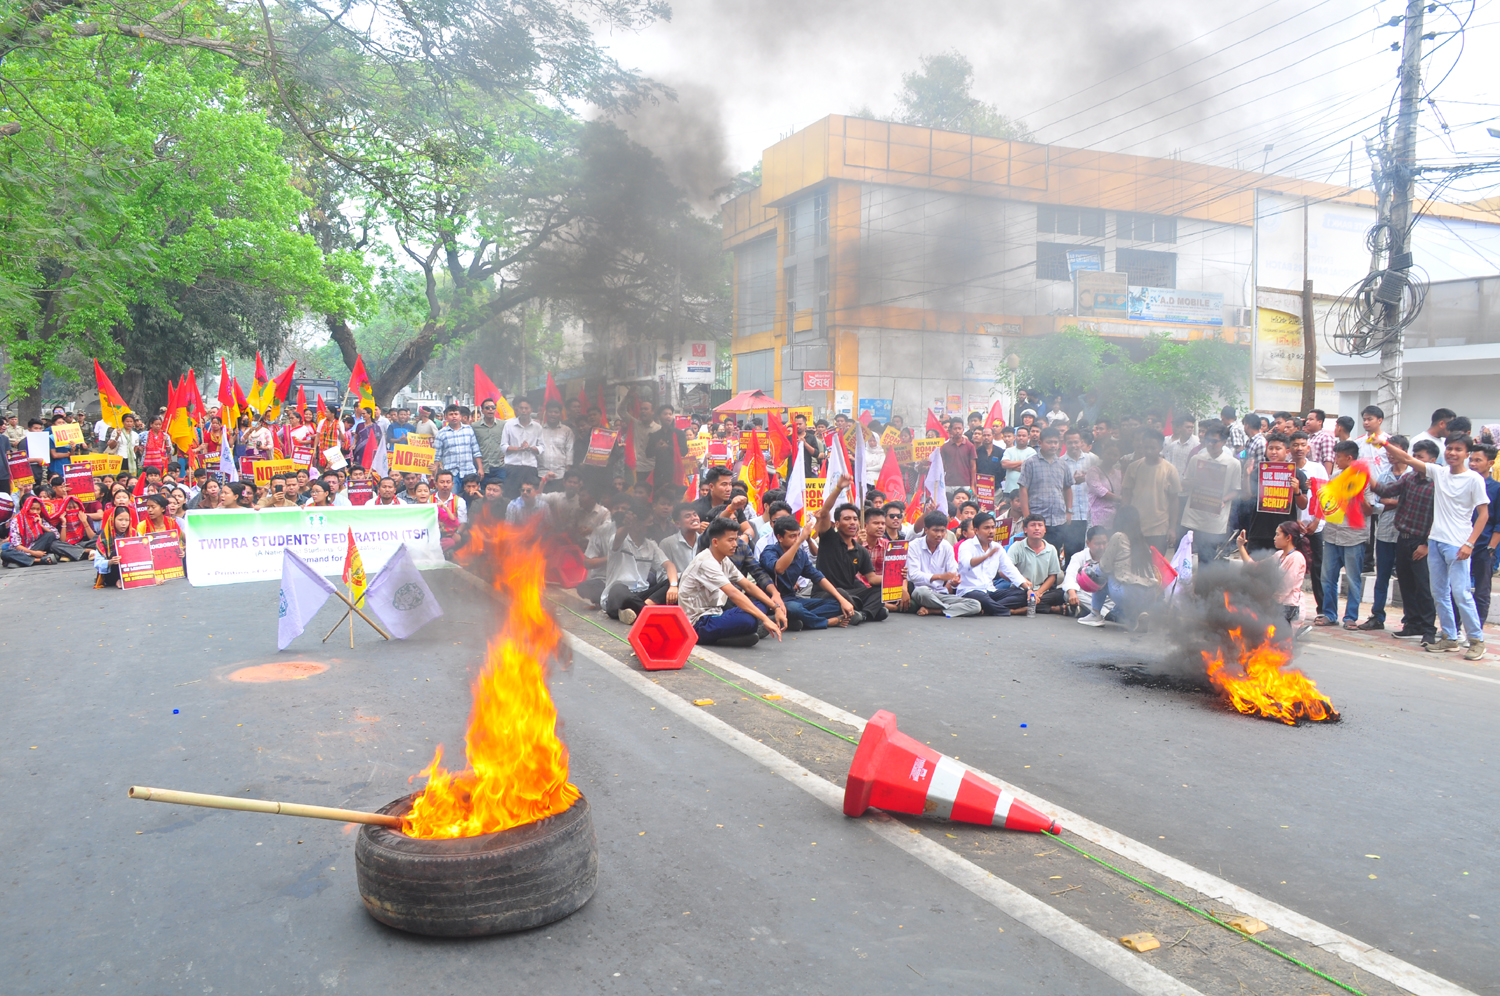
{"left": 814, "top": 474, "right": 887, "bottom": 622}
{"left": 1244, "top": 432, "right": 1308, "bottom": 552}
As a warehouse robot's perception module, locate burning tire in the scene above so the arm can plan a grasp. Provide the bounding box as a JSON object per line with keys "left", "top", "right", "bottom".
{"left": 355, "top": 793, "right": 598, "bottom": 936}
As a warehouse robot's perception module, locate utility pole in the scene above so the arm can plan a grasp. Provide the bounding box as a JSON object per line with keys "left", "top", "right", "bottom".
{"left": 1375, "top": 0, "right": 1425, "bottom": 430}
{"left": 1300, "top": 196, "right": 1317, "bottom": 414}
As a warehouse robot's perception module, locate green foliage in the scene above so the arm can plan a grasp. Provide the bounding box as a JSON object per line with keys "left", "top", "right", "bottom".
{"left": 895, "top": 52, "right": 1033, "bottom": 141}
{"left": 1001, "top": 327, "right": 1247, "bottom": 423}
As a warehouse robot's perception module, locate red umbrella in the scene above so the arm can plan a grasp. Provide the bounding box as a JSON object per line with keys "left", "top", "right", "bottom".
{"left": 712, "top": 389, "right": 776, "bottom": 413}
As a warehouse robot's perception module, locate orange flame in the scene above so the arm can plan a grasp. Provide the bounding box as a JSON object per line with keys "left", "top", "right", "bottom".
{"left": 1201, "top": 620, "right": 1339, "bottom": 726}
{"left": 402, "top": 524, "right": 579, "bottom": 838}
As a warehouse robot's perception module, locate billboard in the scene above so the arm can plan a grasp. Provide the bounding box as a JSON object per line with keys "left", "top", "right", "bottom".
{"left": 1075, "top": 271, "right": 1129, "bottom": 318}
{"left": 674, "top": 340, "right": 716, "bottom": 384}
{"left": 1127, "top": 287, "right": 1224, "bottom": 326}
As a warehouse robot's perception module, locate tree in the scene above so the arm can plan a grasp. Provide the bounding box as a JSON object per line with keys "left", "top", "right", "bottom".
{"left": 895, "top": 52, "right": 1032, "bottom": 141}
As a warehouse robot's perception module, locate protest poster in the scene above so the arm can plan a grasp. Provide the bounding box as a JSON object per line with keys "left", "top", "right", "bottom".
{"left": 686, "top": 437, "right": 708, "bottom": 461}
{"left": 346, "top": 480, "right": 374, "bottom": 506}
{"left": 116, "top": 537, "right": 159, "bottom": 589}
{"left": 9, "top": 450, "right": 34, "bottom": 484}
{"left": 181, "top": 505, "right": 444, "bottom": 586}
{"left": 149, "top": 534, "right": 186, "bottom": 582}
{"left": 804, "top": 477, "right": 826, "bottom": 514}
{"left": 291, "top": 439, "right": 315, "bottom": 468}
{"left": 705, "top": 441, "right": 731, "bottom": 467}
{"left": 1187, "top": 458, "right": 1236, "bottom": 514}
{"left": 912, "top": 438, "right": 941, "bottom": 462}
{"left": 1257, "top": 461, "right": 1296, "bottom": 514}
{"left": 975, "top": 474, "right": 996, "bottom": 511}
{"left": 84, "top": 453, "right": 123, "bottom": 476}
{"left": 675, "top": 415, "right": 691, "bottom": 430}
{"left": 881, "top": 539, "right": 909, "bottom": 603}
{"left": 788, "top": 406, "right": 814, "bottom": 424}
{"left": 583, "top": 429, "right": 618, "bottom": 468}
{"left": 25, "top": 430, "right": 51, "bottom": 462}
{"left": 390, "top": 444, "right": 435, "bottom": 475}
{"left": 995, "top": 516, "right": 1012, "bottom": 547}
{"left": 322, "top": 445, "right": 348, "bottom": 471}
{"left": 239, "top": 457, "right": 256, "bottom": 479}
{"left": 51, "top": 422, "right": 85, "bottom": 447}
{"left": 64, "top": 463, "right": 94, "bottom": 495}
{"left": 252, "top": 458, "right": 296, "bottom": 486}
{"left": 405, "top": 433, "right": 434, "bottom": 449}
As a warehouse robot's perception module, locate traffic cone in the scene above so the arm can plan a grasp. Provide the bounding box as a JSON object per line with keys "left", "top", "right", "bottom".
{"left": 843, "top": 710, "right": 1059, "bottom": 833}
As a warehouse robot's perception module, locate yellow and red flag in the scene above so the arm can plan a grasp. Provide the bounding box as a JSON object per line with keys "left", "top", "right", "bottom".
{"left": 248, "top": 352, "right": 271, "bottom": 414}
{"left": 986, "top": 399, "right": 1006, "bottom": 431}
{"left": 217, "top": 358, "right": 238, "bottom": 427}
{"left": 348, "top": 355, "right": 376, "bottom": 411}
{"left": 94, "top": 360, "right": 129, "bottom": 430}
{"left": 739, "top": 429, "right": 769, "bottom": 513}
{"left": 166, "top": 378, "right": 196, "bottom": 457}
{"left": 473, "top": 364, "right": 513, "bottom": 418}
{"left": 265, "top": 361, "right": 296, "bottom": 421}
{"left": 343, "top": 527, "right": 366, "bottom": 605}
{"left": 184, "top": 368, "right": 206, "bottom": 421}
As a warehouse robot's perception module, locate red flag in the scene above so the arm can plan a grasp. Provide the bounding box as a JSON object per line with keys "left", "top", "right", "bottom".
{"left": 1150, "top": 545, "right": 1178, "bottom": 591}
{"left": 1163, "top": 407, "right": 1174, "bottom": 437}
{"left": 544, "top": 371, "right": 562, "bottom": 410}
{"left": 986, "top": 399, "right": 1006, "bottom": 430}
{"left": 876, "top": 446, "right": 906, "bottom": 503}
{"left": 746, "top": 429, "right": 769, "bottom": 508}
{"left": 232, "top": 376, "right": 248, "bottom": 412}
{"left": 858, "top": 410, "right": 873, "bottom": 427}
{"left": 926, "top": 409, "right": 944, "bottom": 435}
{"left": 95, "top": 359, "right": 129, "bottom": 429}
{"left": 315, "top": 392, "right": 328, "bottom": 421}
{"left": 622, "top": 418, "right": 636, "bottom": 470}
{"left": 765, "top": 409, "right": 793, "bottom": 474}
{"left": 296, "top": 384, "right": 306, "bottom": 414}
{"left": 577, "top": 381, "right": 589, "bottom": 419}
{"left": 217, "top": 358, "right": 235, "bottom": 423}
{"left": 185, "top": 368, "right": 206, "bottom": 422}
{"left": 347, "top": 354, "right": 375, "bottom": 410}
{"left": 271, "top": 362, "right": 296, "bottom": 403}
{"left": 683, "top": 472, "right": 698, "bottom": 503}
{"left": 248, "top": 352, "right": 271, "bottom": 413}
{"left": 596, "top": 385, "right": 608, "bottom": 427}
{"left": 473, "top": 364, "right": 502, "bottom": 405}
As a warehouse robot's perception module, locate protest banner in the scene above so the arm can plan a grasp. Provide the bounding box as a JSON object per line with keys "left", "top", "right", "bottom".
{"left": 1257, "top": 461, "right": 1296, "bottom": 514}
{"left": 182, "top": 504, "right": 444, "bottom": 586}
{"left": 882, "top": 539, "right": 909, "bottom": 603}
{"left": 291, "top": 439, "right": 315, "bottom": 468}
{"left": 149, "top": 534, "right": 186, "bottom": 582}
{"left": 912, "top": 438, "right": 941, "bottom": 462}
{"left": 1187, "top": 458, "right": 1237, "bottom": 514}
{"left": 346, "top": 480, "right": 374, "bottom": 506}
{"left": 686, "top": 437, "right": 708, "bottom": 462}
{"left": 51, "top": 422, "right": 85, "bottom": 447}
{"left": 583, "top": 429, "right": 618, "bottom": 468}
{"left": 64, "top": 463, "right": 94, "bottom": 494}
{"left": 82, "top": 453, "right": 123, "bottom": 476}
{"left": 705, "top": 441, "right": 731, "bottom": 467}
{"left": 805, "top": 477, "right": 826, "bottom": 514}
{"left": 252, "top": 458, "right": 296, "bottom": 486}
{"left": 9, "top": 450, "right": 34, "bottom": 484}
{"left": 390, "top": 444, "right": 436, "bottom": 475}
{"left": 975, "top": 474, "right": 996, "bottom": 511}
{"left": 116, "top": 537, "right": 159, "bottom": 589}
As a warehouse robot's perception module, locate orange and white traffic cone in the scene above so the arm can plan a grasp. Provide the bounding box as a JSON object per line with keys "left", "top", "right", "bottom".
{"left": 843, "top": 710, "right": 1059, "bottom": 833}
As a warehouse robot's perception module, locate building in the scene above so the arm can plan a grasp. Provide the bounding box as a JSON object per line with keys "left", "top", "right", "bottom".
{"left": 721, "top": 115, "right": 1500, "bottom": 429}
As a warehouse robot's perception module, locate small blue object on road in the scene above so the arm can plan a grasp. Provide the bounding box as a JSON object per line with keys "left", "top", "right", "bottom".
{"left": 173, "top": 709, "right": 179, "bottom": 714}
{"left": 1020, "top": 723, "right": 1027, "bottom": 728}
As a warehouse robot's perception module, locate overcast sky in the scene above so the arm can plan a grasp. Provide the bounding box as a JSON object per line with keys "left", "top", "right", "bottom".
{"left": 598, "top": 0, "right": 1500, "bottom": 207}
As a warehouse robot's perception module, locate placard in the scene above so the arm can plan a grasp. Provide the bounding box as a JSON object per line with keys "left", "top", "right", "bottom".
{"left": 80, "top": 453, "right": 123, "bottom": 476}
{"left": 346, "top": 480, "right": 373, "bottom": 506}
{"left": 675, "top": 415, "right": 692, "bottom": 430}
{"left": 1257, "top": 461, "right": 1296, "bottom": 514}
{"left": 25, "top": 430, "right": 51, "bottom": 462}
{"left": 1187, "top": 457, "right": 1237, "bottom": 514}
{"left": 239, "top": 458, "right": 256, "bottom": 479}
{"left": 149, "top": 533, "right": 186, "bottom": 582}
{"left": 322, "top": 445, "right": 348, "bottom": 471}
{"left": 252, "top": 458, "right": 296, "bottom": 486}
{"left": 583, "top": 429, "right": 618, "bottom": 468}
{"left": 116, "top": 536, "right": 159, "bottom": 589}
{"left": 912, "top": 438, "right": 941, "bottom": 462}
{"left": 804, "top": 477, "right": 826, "bottom": 515}
{"left": 975, "top": 475, "right": 996, "bottom": 511}
{"left": 64, "top": 463, "right": 94, "bottom": 495}
{"left": 995, "top": 517, "right": 1012, "bottom": 547}
{"left": 390, "top": 443, "right": 436, "bottom": 475}
{"left": 881, "top": 539, "right": 909, "bottom": 603}
{"left": 685, "top": 437, "right": 708, "bottom": 462}
{"left": 880, "top": 427, "right": 902, "bottom": 451}
{"left": 705, "top": 441, "right": 731, "bottom": 467}
{"left": 8, "top": 451, "right": 33, "bottom": 484}
{"left": 51, "top": 422, "right": 85, "bottom": 447}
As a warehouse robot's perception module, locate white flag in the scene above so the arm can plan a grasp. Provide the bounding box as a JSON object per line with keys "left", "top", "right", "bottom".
{"left": 823, "top": 430, "right": 850, "bottom": 496}
{"left": 364, "top": 543, "right": 444, "bottom": 639}
{"left": 278, "top": 549, "right": 337, "bottom": 650}
{"left": 220, "top": 428, "right": 238, "bottom": 483}
{"left": 785, "top": 443, "right": 807, "bottom": 525}
{"left": 1166, "top": 530, "right": 1195, "bottom": 604}
{"left": 924, "top": 446, "right": 949, "bottom": 516}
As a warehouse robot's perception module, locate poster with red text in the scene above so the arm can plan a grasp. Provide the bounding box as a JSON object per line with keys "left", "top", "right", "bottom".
{"left": 881, "top": 539, "right": 909, "bottom": 603}
{"left": 116, "top": 537, "right": 158, "bottom": 589}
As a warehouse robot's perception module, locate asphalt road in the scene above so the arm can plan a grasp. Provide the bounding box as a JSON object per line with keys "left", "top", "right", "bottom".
{"left": 0, "top": 563, "right": 1136, "bottom": 995}
{"left": 679, "top": 606, "right": 1499, "bottom": 993}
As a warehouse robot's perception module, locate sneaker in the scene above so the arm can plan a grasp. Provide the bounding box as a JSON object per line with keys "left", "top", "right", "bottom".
{"left": 1426, "top": 638, "right": 1459, "bottom": 653}
{"left": 1357, "top": 618, "right": 1384, "bottom": 631}
{"left": 716, "top": 633, "right": 759, "bottom": 648}
{"left": 849, "top": 611, "right": 866, "bottom": 625}
{"left": 1464, "top": 640, "right": 1487, "bottom": 661}
{"left": 755, "top": 622, "right": 769, "bottom": 639}
{"left": 786, "top": 617, "right": 805, "bottom": 632}
{"left": 1296, "top": 624, "right": 1313, "bottom": 639}
{"left": 1391, "top": 630, "right": 1425, "bottom": 641}
{"left": 1134, "top": 611, "right": 1150, "bottom": 634}
{"left": 1077, "top": 612, "right": 1106, "bottom": 627}
{"left": 618, "top": 608, "right": 637, "bottom": 626}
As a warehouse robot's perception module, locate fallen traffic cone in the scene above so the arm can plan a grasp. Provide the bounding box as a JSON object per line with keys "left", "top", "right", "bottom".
{"left": 843, "top": 710, "right": 1059, "bottom": 833}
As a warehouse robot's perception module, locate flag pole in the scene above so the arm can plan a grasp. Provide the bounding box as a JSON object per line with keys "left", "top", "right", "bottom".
{"left": 319, "top": 589, "right": 391, "bottom": 643}
{"left": 349, "top": 582, "right": 355, "bottom": 648}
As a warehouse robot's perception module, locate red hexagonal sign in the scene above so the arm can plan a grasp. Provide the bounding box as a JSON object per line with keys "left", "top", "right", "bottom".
{"left": 628, "top": 605, "right": 697, "bottom": 671}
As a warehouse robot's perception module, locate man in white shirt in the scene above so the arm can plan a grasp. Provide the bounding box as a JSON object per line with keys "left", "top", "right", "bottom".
{"left": 955, "top": 511, "right": 1028, "bottom": 615}
{"left": 1162, "top": 419, "right": 1199, "bottom": 478}
{"left": 1355, "top": 404, "right": 1391, "bottom": 481}
{"left": 1066, "top": 525, "right": 1113, "bottom": 625}
{"left": 501, "top": 399, "right": 544, "bottom": 498}
{"left": 1000, "top": 426, "right": 1035, "bottom": 496}
{"left": 659, "top": 502, "right": 702, "bottom": 576}
{"left": 1409, "top": 407, "right": 1453, "bottom": 454}
{"left": 537, "top": 400, "right": 574, "bottom": 490}
{"left": 904, "top": 510, "right": 982, "bottom": 617}
{"left": 599, "top": 498, "right": 677, "bottom": 623}
{"left": 1179, "top": 426, "right": 1242, "bottom": 563}
{"left": 1385, "top": 436, "right": 1490, "bottom": 658}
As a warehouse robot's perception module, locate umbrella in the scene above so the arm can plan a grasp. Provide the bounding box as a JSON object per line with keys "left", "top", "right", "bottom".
{"left": 712, "top": 389, "right": 777, "bottom": 413}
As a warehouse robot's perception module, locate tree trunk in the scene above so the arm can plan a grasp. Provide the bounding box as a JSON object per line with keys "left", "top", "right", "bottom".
{"left": 119, "top": 366, "right": 147, "bottom": 416}
{"left": 16, "top": 382, "right": 42, "bottom": 424}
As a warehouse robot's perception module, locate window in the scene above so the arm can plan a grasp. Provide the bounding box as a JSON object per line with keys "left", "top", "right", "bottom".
{"left": 813, "top": 191, "right": 829, "bottom": 247}
{"left": 736, "top": 349, "right": 775, "bottom": 393}
{"left": 1116, "top": 248, "right": 1177, "bottom": 288}
{"left": 735, "top": 236, "right": 776, "bottom": 336}
{"left": 784, "top": 264, "right": 797, "bottom": 337}
{"left": 1037, "top": 204, "right": 1104, "bottom": 238}
{"left": 1117, "top": 214, "right": 1177, "bottom": 243}
{"left": 1036, "top": 242, "right": 1102, "bottom": 282}
{"left": 814, "top": 257, "right": 829, "bottom": 335}
{"left": 785, "top": 203, "right": 798, "bottom": 256}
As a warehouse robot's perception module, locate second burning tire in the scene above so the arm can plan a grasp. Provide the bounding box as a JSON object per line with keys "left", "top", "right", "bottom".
{"left": 355, "top": 793, "right": 598, "bottom": 936}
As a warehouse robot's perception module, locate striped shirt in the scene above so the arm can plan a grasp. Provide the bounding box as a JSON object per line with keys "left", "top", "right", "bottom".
{"left": 435, "top": 424, "right": 482, "bottom": 478}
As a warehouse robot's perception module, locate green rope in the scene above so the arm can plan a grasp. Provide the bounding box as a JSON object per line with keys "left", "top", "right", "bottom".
{"left": 555, "top": 601, "right": 861, "bottom": 744}
{"left": 1043, "top": 831, "right": 1368, "bottom": 996}
{"left": 558, "top": 599, "right": 1366, "bottom": 995}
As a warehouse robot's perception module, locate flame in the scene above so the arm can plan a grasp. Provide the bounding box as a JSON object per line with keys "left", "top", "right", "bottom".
{"left": 401, "top": 523, "right": 579, "bottom": 838}
{"left": 1200, "top": 598, "right": 1339, "bottom": 726}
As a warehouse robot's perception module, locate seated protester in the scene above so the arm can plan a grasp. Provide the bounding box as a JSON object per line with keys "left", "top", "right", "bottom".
{"left": 883, "top": 501, "right": 912, "bottom": 540}
{"left": 945, "top": 501, "right": 980, "bottom": 547}
{"left": 760, "top": 516, "right": 856, "bottom": 630}
{"left": 660, "top": 502, "right": 702, "bottom": 577}
{"left": 645, "top": 490, "right": 678, "bottom": 542}
{"left": 93, "top": 505, "right": 135, "bottom": 588}
{"left": 997, "top": 515, "right": 1068, "bottom": 615}
{"left": 862, "top": 507, "right": 891, "bottom": 577}
{"left": 1067, "top": 525, "right": 1113, "bottom": 625}
{"left": 506, "top": 480, "right": 548, "bottom": 524}
{"left": 6, "top": 491, "right": 76, "bottom": 565}
{"left": 954, "top": 512, "right": 1028, "bottom": 615}
{"left": 136, "top": 494, "right": 186, "bottom": 559}
{"left": 753, "top": 500, "right": 795, "bottom": 559}
{"left": 1096, "top": 505, "right": 1161, "bottom": 632}
{"left": 460, "top": 474, "right": 483, "bottom": 513}
{"left": 600, "top": 499, "right": 678, "bottom": 624}
{"left": 904, "top": 510, "right": 982, "bottom": 617}
{"left": 677, "top": 517, "right": 784, "bottom": 648}
{"left": 689, "top": 466, "right": 734, "bottom": 522}
{"left": 46, "top": 476, "right": 97, "bottom": 550}
{"left": 575, "top": 494, "right": 626, "bottom": 606}
{"left": 814, "top": 474, "right": 888, "bottom": 622}
{"left": 396, "top": 472, "right": 421, "bottom": 499}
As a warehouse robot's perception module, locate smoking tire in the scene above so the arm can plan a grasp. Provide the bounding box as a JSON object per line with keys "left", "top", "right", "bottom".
{"left": 355, "top": 794, "right": 598, "bottom": 936}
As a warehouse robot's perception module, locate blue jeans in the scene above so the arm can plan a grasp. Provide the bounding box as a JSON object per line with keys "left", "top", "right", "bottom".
{"left": 1369, "top": 539, "right": 1397, "bottom": 624}
{"left": 1429, "top": 540, "right": 1483, "bottom": 641}
{"left": 694, "top": 606, "right": 760, "bottom": 643}
{"left": 783, "top": 596, "right": 843, "bottom": 630}
{"left": 1104, "top": 578, "right": 1157, "bottom": 622}
{"left": 1321, "top": 541, "right": 1365, "bottom": 623}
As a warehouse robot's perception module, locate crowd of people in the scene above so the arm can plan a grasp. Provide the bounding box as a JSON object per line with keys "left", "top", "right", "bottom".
{"left": 3, "top": 392, "right": 1495, "bottom": 666}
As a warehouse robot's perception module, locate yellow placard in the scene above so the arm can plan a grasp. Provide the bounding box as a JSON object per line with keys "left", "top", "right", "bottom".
{"left": 252, "top": 458, "right": 296, "bottom": 486}
{"left": 390, "top": 443, "right": 436, "bottom": 475}
{"left": 686, "top": 438, "right": 708, "bottom": 461}
{"left": 805, "top": 477, "right": 826, "bottom": 514}
{"left": 51, "top": 423, "right": 85, "bottom": 447}
{"left": 912, "top": 438, "right": 941, "bottom": 462}
{"left": 83, "top": 453, "right": 124, "bottom": 476}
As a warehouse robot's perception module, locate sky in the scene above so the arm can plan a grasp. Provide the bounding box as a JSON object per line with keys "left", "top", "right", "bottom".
{"left": 596, "top": 0, "right": 1500, "bottom": 208}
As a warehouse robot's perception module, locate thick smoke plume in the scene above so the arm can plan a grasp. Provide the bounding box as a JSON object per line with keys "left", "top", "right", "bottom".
{"left": 1149, "top": 557, "right": 1289, "bottom": 684}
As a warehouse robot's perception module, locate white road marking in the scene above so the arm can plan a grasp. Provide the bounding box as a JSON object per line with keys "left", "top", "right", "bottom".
{"left": 1300, "top": 637, "right": 1500, "bottom": 688}
{"left": 681, "top": 641, "right": 1477, "bottom": 996}
{"left": 567, "top": 633, "right": 1205, "bottom": 996}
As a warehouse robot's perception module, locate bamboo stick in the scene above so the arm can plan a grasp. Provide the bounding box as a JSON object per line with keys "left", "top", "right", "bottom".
{"left": 128, "top": 785, "right": 403, "bottom": 828}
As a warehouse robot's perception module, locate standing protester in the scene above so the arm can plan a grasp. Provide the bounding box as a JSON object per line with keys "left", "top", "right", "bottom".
{"left": 939, "top": 418, "right": 977, "bottom": 491}
{"left": 1465, "top": 444, "right": 1499, "bottom": 632}
{"left": 1304, "top": 409, "right": 1336, "bottom": 474}
{"left": 1372, "top": 432, "right": 1437, "bottom": 652}
{"left": 471, "top": 399, "right": 509, "bottom": 489}
{"left": 1179, "top": 426, "right": 1241, "bottom": 563}
{"left": 1289, "top": 430, "right": 1328, "bottom": 618}
{"left": 1015, "top": 427, "right": 1074, "bottom": 559}
{"left": 1243, "top": 433, "right": 1307, "bottom": 553}
{"left": 974, "top": 426, "right": 1005, "bottom": 491}
{"left": 1316, "top": 440, "right": 1375, "bottom": 630}
{"left": 537, "top": 400, "right": 574, "bottom": 491}
{"left": 1384, "top": 436, "right": 1490, "bottom": 660}
{"left": 1361, "top": 433, "right": 1408, "bottom": 631}
{"left": 499, "top": 399, "right": 542, "bottom": 497}
{"left": 1121, "top": 428, "right": 1181, "bottom": 555}
{"left": 1410, "top": 408, "right": 1454, "bottom": 454}
{"left": 1000, "top": 426, "right": 1035, "bottom": 498}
